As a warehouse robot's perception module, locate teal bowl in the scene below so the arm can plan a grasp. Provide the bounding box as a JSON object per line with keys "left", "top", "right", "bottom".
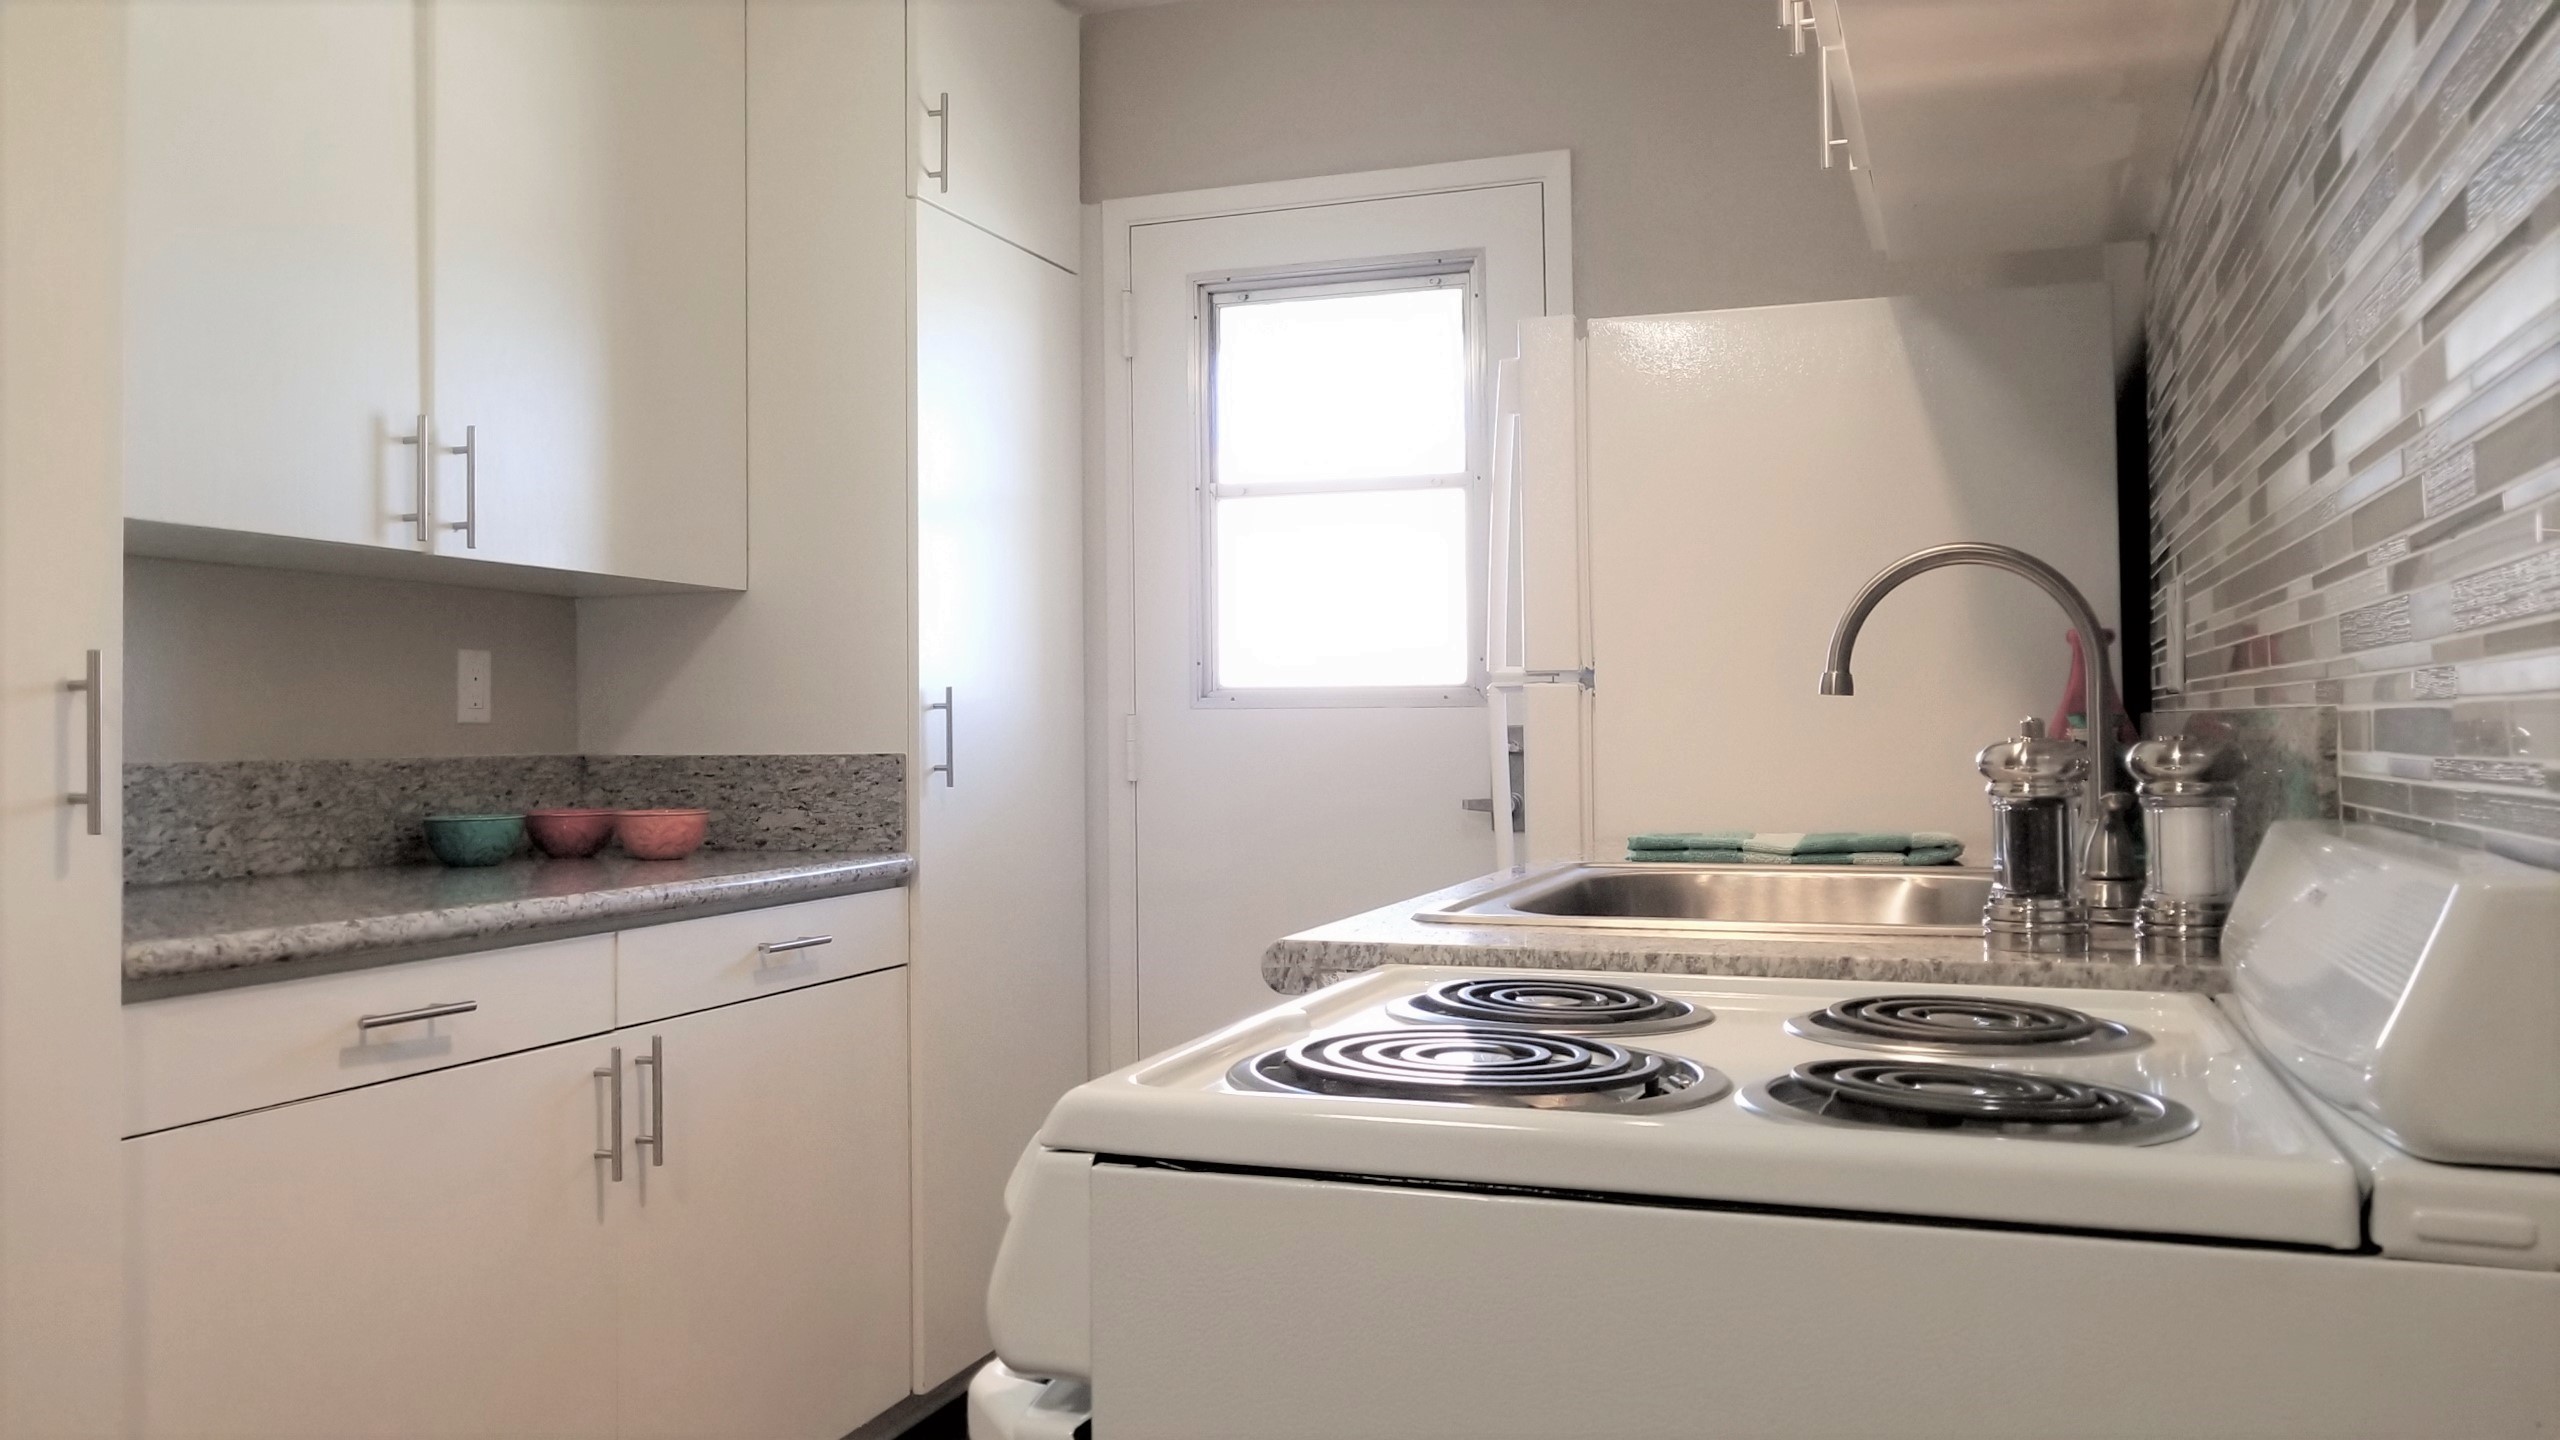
{"left": 422, "top": 813, "right": 525, "bottom": 867}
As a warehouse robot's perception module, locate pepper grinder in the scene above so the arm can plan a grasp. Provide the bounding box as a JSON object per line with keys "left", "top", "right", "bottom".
{"left": 2126, "top": 735, "right": 2236, "bottom": 961}
{"left": 1976, "top": 717, "right": 2089, "bottom": 953}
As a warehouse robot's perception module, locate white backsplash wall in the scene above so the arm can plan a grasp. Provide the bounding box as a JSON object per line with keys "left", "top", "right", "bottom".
{"left": 2149, "top": 0, "right": 2560, "bottom": 870}
{"left": 125, "top": 558, "right": 580, "bottom": 762}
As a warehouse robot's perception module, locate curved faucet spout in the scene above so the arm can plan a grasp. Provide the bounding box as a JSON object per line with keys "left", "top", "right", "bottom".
{"left": 1818, "top": 542, "right": 2118, "bottom": 813}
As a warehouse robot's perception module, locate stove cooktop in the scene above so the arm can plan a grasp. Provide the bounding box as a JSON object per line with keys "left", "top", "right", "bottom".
{"left": 1039, "top": 966, "right": 2365, "bottom": 1248}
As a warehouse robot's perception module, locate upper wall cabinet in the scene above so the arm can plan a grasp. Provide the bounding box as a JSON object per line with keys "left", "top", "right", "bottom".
{"left": 124, "top": 0, "right": 426, "bottom": 553}
{"left": 430, "top": 1, "right": 747, "bottom": 589}
{"left": 907, "top": 0, "right": 1080, "bottom": 271}
{"left": 123, "top": 0, "right": 748, "bottom": 594}
{"left": 1804, "top": 0, "right": 2233, "bottom": 260}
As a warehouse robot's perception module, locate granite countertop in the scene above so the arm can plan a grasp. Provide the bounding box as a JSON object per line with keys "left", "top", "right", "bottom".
{"left": 126, "top": 850, "right": 913, "bottom": 999}
{"left": 1262, "top": 869, "right": 2229, "bottom": 997}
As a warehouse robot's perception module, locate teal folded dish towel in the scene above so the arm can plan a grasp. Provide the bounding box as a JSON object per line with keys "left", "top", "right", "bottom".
{"left": 1624, "top": 830, "right": 1964, "bottom": 866}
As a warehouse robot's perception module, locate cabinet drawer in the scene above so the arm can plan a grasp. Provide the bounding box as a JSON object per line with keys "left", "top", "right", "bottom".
{"left": 125, "top": 934, "right": 615, "bottom": 1136}
{"left": 615, "top": 889, "right": 906, "bottom": 1027}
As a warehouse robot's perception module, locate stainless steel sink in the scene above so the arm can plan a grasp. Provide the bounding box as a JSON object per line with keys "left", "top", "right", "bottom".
{"left": 1416, "top": 863, "right": 1993, "bottom": 937}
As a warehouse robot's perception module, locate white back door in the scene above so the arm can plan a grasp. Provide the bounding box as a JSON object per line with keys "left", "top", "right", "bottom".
{"left": 1126, "top": 180, "right": 1551, "bottom": 1054}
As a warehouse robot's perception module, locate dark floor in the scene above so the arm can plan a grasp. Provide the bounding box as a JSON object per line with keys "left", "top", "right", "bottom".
{"left": 897, "top": 1395, "right": 968, "bottom": 1438}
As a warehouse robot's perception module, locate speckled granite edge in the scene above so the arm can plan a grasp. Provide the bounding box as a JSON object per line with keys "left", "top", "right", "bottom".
{"left": 125, "top": 851, "right": 912, "bottom": 996}
{"left": 1262, "top": 870, "right": 2230, "bottom": 997}
{"left": 126, "top": 753, "right": 905, "bottom": 885}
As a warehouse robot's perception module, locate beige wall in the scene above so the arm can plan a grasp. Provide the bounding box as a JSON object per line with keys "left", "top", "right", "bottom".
{"left": 125, "top": 558, "right": 579, "bottom": 762}
{"left": 1081, "top": 0, "right": 2103, "bottom": 318}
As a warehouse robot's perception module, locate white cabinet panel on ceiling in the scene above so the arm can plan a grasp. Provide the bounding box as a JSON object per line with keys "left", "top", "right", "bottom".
{"left": 908, "top": 0, "right": 1082, "bottom": 271}
{"left": 124, "top": 0, "right": 426, "bottom": 552}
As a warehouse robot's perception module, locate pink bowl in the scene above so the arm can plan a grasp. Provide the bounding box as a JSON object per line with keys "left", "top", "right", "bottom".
{"left": 526, "top": 807, "right": 617, "bottom": 859}
{"left": 616, "top": 808, "right": 710, "bottom": 861}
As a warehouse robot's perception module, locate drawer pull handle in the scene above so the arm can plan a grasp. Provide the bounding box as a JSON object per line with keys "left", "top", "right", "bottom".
{"left": 756, "top": 935, "right": 835, "bottom": 958}
{"left": 357, "top": 1000, "right": 478, "bottom": 1032}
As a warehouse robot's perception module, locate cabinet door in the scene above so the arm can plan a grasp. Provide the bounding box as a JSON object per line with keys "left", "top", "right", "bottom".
{"left": 429, "top": 0, "right": 747, "bottom": 588}
{"left": 907, "top": 0, "right": 1080, "bottom": 271}
{"left": 127, "top": 1040, "right": 621, "bottom": 1439}
{"left": 614, "top": 971, "right": 912, "bottom": 1440}
{"left": 911, "top": 200, "right": 1088, "bottom": 1389}
{"left": 124, "top": 0, "right": 425, "bottom": 549}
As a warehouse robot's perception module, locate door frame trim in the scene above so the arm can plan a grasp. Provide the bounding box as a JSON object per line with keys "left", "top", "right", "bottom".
{"left": 1087, "top": 152, "right": 1574, "bottom": 1070}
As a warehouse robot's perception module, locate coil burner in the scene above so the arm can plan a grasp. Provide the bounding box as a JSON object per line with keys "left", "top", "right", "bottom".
{"left": 1230, "top": 1027, "right": 1728, "bottom": 1114}
{"left": 1741, "top": 1058, "right": 2196, "bottom": 1145}
{"left": 1786, "top": 994, "right": 2149, "bottom": 1057}
{"left": 1388, "top": 977, "right": 1708, "bottom": 1035}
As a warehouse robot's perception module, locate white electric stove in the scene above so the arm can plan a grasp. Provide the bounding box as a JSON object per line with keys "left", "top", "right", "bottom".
{"left": 972, "top": 823, "right": 2560, "bottom": 1439}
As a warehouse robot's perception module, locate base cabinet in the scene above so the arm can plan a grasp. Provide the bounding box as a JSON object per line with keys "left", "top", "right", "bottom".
{"left": 126, "top": 1038, "right": 622, "bottom": 1440}
{"left": 615, "top": 970, "right": 912, "bottom": 1439}
{"left": 127, "top": 968, "right": 909, "bottom": 1440}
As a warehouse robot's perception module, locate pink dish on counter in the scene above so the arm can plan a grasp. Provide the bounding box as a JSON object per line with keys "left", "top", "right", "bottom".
{"left": 616, "top": 808, "right": 710, "bottom": 860}
{"left": 526, "top": 807, "right": 618, "bottom": 859}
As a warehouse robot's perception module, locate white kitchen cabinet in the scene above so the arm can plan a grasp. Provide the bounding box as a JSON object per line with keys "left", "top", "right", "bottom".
{"left": 910, "top": 199, "right": 1088, "bottom": 1388}
{"left": 126, "top": 923, "right": 914, "bottom": 1440}
{"left": 614, "top": 970, "right": 913, "bottom": 1440}
{"left": 430, "top": 0, "right": 748, "bottom": 589}
{"left": 127, "top": 1038, "right": 624, "bottom": 1440}
{"left": 123, "top": 0, "right": 426, "bottom": 551}
{"left": 120, "top": 0, "right": 748, "bottom": 591}
{"left": 908, "top": 0, "right": 1081, "bottom": 270}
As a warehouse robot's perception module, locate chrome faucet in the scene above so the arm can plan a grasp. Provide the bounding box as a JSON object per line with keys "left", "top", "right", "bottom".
{"left": 1817, "top": 543, "right": 2130, "bottom": 940}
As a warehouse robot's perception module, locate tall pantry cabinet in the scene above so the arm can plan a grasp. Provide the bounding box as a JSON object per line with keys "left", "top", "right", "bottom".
{"left": 578, "top": 0, "right": 1090, "bottom": 1404}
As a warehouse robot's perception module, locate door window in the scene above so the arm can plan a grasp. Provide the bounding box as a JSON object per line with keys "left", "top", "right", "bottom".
{"left": 1199, "top": 263, "right": 1484, "bottom": 704}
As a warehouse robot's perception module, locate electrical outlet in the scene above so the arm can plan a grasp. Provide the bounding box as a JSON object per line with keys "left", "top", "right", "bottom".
{"left": 457, "top": 649, "right": 492, "bottom": 724}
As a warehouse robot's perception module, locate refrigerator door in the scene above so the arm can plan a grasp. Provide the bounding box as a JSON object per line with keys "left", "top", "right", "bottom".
{"left": 1578, "top": 284, "right": 2118, "bottom": 861}
{"left": 1497, "top": 315, "right": 1594, "bottom": 864}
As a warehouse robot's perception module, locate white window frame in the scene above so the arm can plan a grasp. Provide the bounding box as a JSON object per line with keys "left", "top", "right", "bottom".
{"left": 1191, "top": 253, "right": 1490, "bottom": 708}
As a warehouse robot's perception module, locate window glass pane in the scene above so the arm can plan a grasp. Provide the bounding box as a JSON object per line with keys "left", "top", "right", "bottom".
{"left": 1214, "top": 488, "right": 1469, "bottom": 690}
{"left": 1214, "top": 285, "right": 1467, "bottom": 485}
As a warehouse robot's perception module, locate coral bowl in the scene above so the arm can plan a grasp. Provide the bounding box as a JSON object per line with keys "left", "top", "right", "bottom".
{"left": 615, "top": 808, "right": 710, "bottom": 861}
{"left": 526, "top": 807, "right": 617, "bottom": 859}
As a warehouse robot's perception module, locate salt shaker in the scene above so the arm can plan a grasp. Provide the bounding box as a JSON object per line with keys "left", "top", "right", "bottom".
{"left": 1976, "top": 717, "right": 2089, "bottom": 952}
{"left": 2125, "top": 735, "right": 2235, "bottom": 961}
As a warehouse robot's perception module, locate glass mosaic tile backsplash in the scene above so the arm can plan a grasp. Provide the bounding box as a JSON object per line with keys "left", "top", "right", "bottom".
{"left": 2150, "top": 0, "right": 2560, "bottom": 870}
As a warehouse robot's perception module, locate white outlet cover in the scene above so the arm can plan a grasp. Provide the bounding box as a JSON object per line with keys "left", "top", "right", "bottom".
{"left": 457, "top": 649, "right": 492, "bottom": 724}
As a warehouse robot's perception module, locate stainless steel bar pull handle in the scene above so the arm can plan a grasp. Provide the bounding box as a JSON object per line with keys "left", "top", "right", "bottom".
{"left": 926, "top": 686, "right": 955, "bottom": 787}
{"left": 594, "top": 1046, "right": 625, "bottom": 1182}
{"left": 1819, "top": 42, "right": 1854, "bottom": 170}
{"left": 633, "top": 1034, "right": 666, "bottom": 1168}
{"left": 395, "top": 413, "right": 429, "bottom": 542}
{"left": 441, "top": 424, "right": 478, "bottom": 550}
{"left": 922, "top": 92, "right": 950, "bottom": 193}
{"left": 756, "top": 934, "right": 835, "bottom": 958}
{"left": 63, "top": 649, "right": 102, "bottom": 836}
{"left": 357, "top": 1000, "right": 477, "bottom": 1032}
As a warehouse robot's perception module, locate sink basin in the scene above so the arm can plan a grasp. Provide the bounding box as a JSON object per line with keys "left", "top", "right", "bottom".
{"left": 1417, "top": 863, "right": 1993, "bottom": 937}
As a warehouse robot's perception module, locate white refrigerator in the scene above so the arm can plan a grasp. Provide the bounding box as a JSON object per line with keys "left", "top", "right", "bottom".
{"left": 1488, "top": 282, "right": 2123, "bottom": 868}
